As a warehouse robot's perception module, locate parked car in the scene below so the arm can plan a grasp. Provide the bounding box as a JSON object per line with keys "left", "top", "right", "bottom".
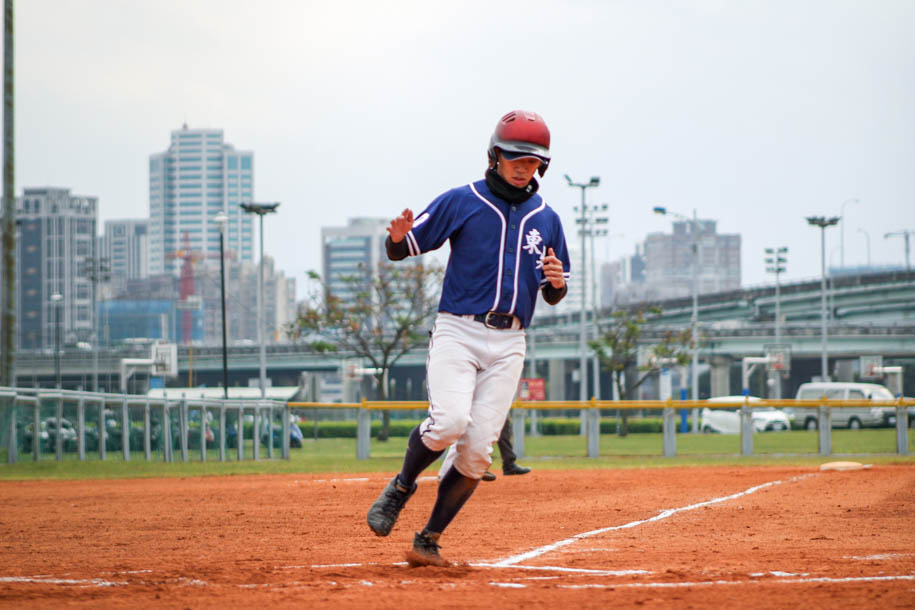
{"left": 700, "top": 396, "right": 791, "bottom": 434}
{"left": 786, "top": 382, "right": 897, "bottom": 430}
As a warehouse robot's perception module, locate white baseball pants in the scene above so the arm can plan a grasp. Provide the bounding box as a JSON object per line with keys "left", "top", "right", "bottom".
{"left": 418, "top": 313, "right": 525, "bottom": 479}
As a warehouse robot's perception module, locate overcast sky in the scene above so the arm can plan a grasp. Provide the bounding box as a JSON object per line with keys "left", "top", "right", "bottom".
{"left": 13, "top": 0, "right": 915, "bottom": 298}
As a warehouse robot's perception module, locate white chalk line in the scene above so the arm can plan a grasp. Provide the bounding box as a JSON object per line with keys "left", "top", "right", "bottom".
{"left": 471, "top": 563, "right": 648, "bottom": 576}
{"left": 545, "top": 574, "right": 915, "bottom": 590}
{"left": 490, "top": 473, "right": 815, "bottom": 566}
{"left": 305, "top": 562, "right": 645, "bottom": 576}
{"left": 6, "top": 569, "right": 913, "bottom": 593}
{"left": 292, "top": 475, "right": 437, "bottom": 486}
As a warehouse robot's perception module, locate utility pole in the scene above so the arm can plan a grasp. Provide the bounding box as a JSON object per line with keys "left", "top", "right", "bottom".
{"left": 1, "top": 0, "right": 15, "bottom": 388}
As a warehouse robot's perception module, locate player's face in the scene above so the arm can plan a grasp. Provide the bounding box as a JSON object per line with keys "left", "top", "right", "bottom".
{"left": 497, "top": 153, "right": 541, "bottom": 188}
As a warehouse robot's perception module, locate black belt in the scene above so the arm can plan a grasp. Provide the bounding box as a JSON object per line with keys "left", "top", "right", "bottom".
{"left": 473, "top": 312, "right": 517, "bottom": 330}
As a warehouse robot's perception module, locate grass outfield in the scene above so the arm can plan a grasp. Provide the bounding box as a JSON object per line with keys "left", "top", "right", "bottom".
{"left": 1, "top": 428, "right": 913, "bottom": 480}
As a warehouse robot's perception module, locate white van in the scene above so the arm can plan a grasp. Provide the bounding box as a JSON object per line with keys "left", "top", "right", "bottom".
{"left": 789, "top": 382, "right": 897, "bottom": 430}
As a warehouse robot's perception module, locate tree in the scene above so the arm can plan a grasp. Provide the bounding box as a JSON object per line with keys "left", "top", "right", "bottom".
{"left": 589, "top": 306, "right": 692, "bottom": 436}
{"left": 290, "top": 259, "right": 443, "bottom": 440}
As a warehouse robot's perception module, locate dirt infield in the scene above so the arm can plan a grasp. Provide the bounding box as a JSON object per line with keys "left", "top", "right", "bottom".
{"left": 1, "top": 464, "right": 913, "bottom": 608}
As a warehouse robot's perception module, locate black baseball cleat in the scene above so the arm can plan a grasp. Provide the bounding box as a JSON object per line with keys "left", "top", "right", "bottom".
{"left": 405, "top": 531, "right": 450, "bottom": 567}
{"left": 367, "top": 476, "right": 416, "bottom": 536}
{"left": 481, "top": 471, "right": 497, "bottom": 482}
{"left": 503, "top": 463, "right": 531, "bottom": 476}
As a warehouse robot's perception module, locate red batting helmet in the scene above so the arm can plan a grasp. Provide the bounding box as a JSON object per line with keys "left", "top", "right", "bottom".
{"left": 488, "top": 110, "right": 551, "bottom": 176}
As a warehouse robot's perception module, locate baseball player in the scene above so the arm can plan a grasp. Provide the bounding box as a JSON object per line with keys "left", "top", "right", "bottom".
{"left": 366, "top": 109, "right": 570, "bottom": 567}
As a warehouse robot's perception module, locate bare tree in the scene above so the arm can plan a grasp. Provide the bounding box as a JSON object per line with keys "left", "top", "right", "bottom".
{"left": 290, "top": 260, "right": 443, "bottom": 440}
{"left": 589, "top": 306, "right": 692, "bottom": 436}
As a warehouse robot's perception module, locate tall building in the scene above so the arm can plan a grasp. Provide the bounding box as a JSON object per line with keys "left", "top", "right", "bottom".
{"left": 321, "top": 218, "right": 391, "bottom": 300}
{"left": 15, "top": 187, "right": 98, "bottom": 350}
{"left": 643, "top": 219, "right": 740, "bottom": 300}
{"left": 148, "top": 125, "right": 255, "bottom": 276}
{"left": 600, "top": 247, "right": 648, "bottom": 307}
{"left": 197, "top": 256, "right": 296, "bottom": 346}
{"left": 101, "top": 219, "right": 149, "bottom": 281}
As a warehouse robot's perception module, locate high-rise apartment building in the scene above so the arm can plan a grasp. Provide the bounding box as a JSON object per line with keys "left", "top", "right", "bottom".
{"left": 321, "top": 218, "right": 391, "bottom": 300}
{"left": 197, "top": 256, "right": 296, "bottom": 346}
{"left": 15, "top": 187, "right": 98, "bottom": 350}
{"left": 643, "top": 219, "right": 740, "bottom": 300}
{"left": 148, "top": 125, "right": 254, "bottom": 275}
{"left": 101, "top": 219, "right": 149, "bottom": 281}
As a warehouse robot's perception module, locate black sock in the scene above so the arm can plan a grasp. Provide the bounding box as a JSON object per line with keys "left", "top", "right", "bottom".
{"left": 398, "top": 426, "right": 444, "bottom": 488}
{"left": 424, "top": 463, "right": 480, "bottom": 534}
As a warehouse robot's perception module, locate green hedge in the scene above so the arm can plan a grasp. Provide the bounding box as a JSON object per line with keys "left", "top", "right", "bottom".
{"left": 297, "top": 417, "right": 664, "bottom": 439}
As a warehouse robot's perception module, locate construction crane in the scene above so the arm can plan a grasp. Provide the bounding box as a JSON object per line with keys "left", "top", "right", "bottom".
{"left": 165, "top": 232, "right": 213, "bottom": 345}
{"left": 884, "top": 230, "right": 914, "bottom": 271}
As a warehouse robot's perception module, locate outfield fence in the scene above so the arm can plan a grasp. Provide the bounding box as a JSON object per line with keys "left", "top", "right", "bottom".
{"left": 288, "top": 396, "right": 913, "bottom": 461}
{"left": 2, "top": 387, "right": 913, "bottom": 464}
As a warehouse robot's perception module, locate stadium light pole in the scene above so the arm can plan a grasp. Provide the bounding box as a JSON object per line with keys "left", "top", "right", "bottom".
{"left": 240, "top": 202, "right": 279, "bottom": 399}
{"left": 653, "top": 205, "right": 700, "bottom": 430}
{"left": 214, "top": 211, "right": 229, "bottom": 399}
{"left": 839, "top": 198, "right": 859, "bottom": 269}
{"left": 765, "top": 247, "right": 787, "bottom": 399}
{"left": 807, "top": 216, "right": 840, "bottom": 381}
{"left": 764, "top": 247, "right": 788, "bottom": 345}
{"left": 564, "top": 174, "right": 600, "bottom": 403}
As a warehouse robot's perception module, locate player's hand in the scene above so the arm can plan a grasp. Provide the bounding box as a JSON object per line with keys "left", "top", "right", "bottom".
{"left": 387, "top": 209, "right": 414, "bottom": 243}
{"left": 542, "top": 248, "right": 565, "bottom": 289}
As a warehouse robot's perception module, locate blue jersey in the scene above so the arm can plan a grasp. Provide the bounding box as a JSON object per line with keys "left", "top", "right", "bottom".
{"left": 403, "top": 178, "right": 571, "bottom": 328}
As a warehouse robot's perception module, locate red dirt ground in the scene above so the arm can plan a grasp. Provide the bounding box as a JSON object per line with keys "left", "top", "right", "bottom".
{"left": 0, "top": 465, "right": 913, "bottom": 608}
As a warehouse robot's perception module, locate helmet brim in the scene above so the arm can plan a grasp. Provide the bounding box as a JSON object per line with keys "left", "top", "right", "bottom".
{"left": 495, "top": 140, "right": 550, "bottom": 162}
{"left": 501, "top": 149, "right": 547, "bottom": 162}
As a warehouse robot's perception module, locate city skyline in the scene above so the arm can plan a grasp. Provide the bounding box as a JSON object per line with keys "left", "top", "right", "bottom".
{"left": 13, "top": 1, "right": 915, "bottom": 299}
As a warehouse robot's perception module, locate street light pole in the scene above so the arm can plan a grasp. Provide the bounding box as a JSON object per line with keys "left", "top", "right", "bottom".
{"left": 215, "top": 212, "right": 229, "bottom": 399}
{"left": 839, "top": 198, "right": 859, "bottom": 269}
{"left": 240, "top": 202, "right": 279, "bottom": 399}
{"left": 588, "top": 204, "right": 608, "bottom": 400}
{"left": 80, "top": 255, "right": 109, "bottom": 392}
{"left": 51, "top": 293, "right": 63, "bottom": 388}
{"left": 564, "top": 174, "right": 600, "bottom": 403}
{"left": 653, "top": 205, "right": 701, "bottom": 430}
{"left": 884, "top": 230, "right": 914, "bottom": 271}
{"left": 807, "top": 216, "right": 840, "bottom": 381}
{"left": 857, "top": 228, "right": 870, "bottom": 267}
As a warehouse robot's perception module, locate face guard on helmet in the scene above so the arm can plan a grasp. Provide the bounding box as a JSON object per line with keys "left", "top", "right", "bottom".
{"left": 488, "top": 110, "right": 551, "bottom": 177}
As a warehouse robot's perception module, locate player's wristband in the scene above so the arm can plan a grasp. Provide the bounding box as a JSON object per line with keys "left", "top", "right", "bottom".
{"left": 542, "top": 282, "right": 567, "bottom": 305}
{"left": 385, "top": 235, "right": 409, "bottom": 261}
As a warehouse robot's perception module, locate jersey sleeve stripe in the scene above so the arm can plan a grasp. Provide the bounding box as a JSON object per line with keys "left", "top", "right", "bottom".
{"left": 405, "top": 230, "right": 420, "bottom": 257}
